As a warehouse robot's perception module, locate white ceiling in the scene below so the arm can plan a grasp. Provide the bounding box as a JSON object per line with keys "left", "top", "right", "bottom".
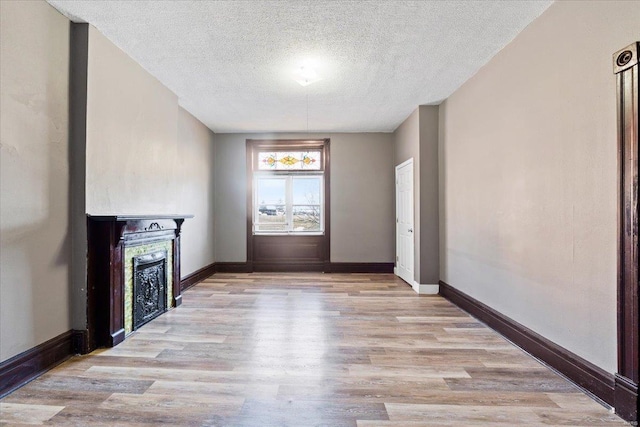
{"left": 47, "top": 0, "right": 552, "bottom": 133}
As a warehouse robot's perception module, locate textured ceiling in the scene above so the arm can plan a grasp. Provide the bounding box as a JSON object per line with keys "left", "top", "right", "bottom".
{"left": 47, "top": 0, "right": 552, "bottom": 133}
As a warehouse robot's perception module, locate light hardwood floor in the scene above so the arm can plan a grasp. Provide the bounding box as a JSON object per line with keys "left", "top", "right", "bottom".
{"left": 0, "top": 273, "right": 628, "bottom": 426}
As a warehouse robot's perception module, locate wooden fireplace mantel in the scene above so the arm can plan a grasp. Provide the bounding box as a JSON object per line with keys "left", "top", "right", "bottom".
{"left": 86, "top": 214, "right": 193, "bottom": 352}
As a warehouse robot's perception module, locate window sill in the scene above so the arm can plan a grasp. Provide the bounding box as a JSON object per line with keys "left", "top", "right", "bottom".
{"left": 253, "top": 232, "right": 324, "bottom": 236}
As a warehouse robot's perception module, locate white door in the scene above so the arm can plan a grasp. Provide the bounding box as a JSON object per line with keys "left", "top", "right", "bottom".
{"left": 395, "top": 159, "right": 414, "bottom": 286}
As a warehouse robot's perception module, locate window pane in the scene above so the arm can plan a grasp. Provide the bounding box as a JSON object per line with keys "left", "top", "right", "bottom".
{"left": 255, "top": 203, "right": 286, "bottom": 232}
{"left": 255, "top": 177, "right": 286, "bottom": 232}
{"left": 256, "top": 178, "right": 285, "bottom": 205}
{"left": 258, "top": 151, "right": 321, "bottom": 170}
{"left": 292, "top": 205, "right": 321, "bottom": 231}
{"left": 292, "top": 176, "right": 321, "bottom": 205}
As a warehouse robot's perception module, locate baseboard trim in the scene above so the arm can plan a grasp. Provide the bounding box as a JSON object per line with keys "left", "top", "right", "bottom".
{"left": 614, "top": 374, "right": 638, "bottom": 422}
{"left": 328, "top": 262, "right": 394, "bottom": 273}
{"left": 214, "top": 262, "right": 252, "bottom": 273}
{"left": 214, "top": 261, "right": 394, "bottom": 274}
{"left": 110, "top": 328, "right": 125, "bottom": 347}
{"left": 439, "top": 280, "right": 616, "bottom": 407}
{"left": 413, "top": 281, "right": 439, "bottom": 295}
{"left": 0, "top": 330, "right": 75, "bottom": 398}
{"left": 72, "top": 329, "right": 88, "bottom": 355}
{"left": 180, "top": 261, "right": 216, "bottom": 291}
{"left": 253, "top": 261, "right": 325, "bottom": 272}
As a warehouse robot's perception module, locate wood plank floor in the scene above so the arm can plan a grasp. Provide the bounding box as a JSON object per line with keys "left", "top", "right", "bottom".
{"left": 0, "top": 273, "right": 628, "bottom": 426}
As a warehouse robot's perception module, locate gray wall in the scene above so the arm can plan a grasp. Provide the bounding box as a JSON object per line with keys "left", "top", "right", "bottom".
{"left": 393, "top": 107, "right": 440, "bottom": 285}
{"left": 439, "top": 0, "right": 640, "bottom": 372}
{"left": 177, "top": 107, "right": 216, "bottom": 276}
{"left": 69, "top": 26, "right": 217, "bottom": 328}
{"left": 419, "top": 106, "right": 439, "bottom": 284}
{"left": 85, "top": 26, "right": 179, "bottom": 214}
{"left": 214, "top": 133, "right": 395, "bottom": 263}
{"left": 0, "top": 1, "right": 71, "bottom": 361}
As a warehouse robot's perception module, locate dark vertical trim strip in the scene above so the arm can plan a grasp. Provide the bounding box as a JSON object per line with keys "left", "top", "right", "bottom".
{"left": 110, "top": 222, "right": 125, "bottom": 347}
{"left": 613, "top": 41, "right": 640, "bottom": 423}
{"left": 246, "top": 140, "right": 254, "bottom": 271}
{"left": 323, "top": 139, "right": 331, "bottom": 269}
{"left": 69, "top": 23, "right": 89, "bottom": 350}
{"left": 172, "top": 220, "right": 185, "bottom": 306}
{"left": 0, "top": 330, "right": 75, "bottom": 398}
{"left": 439, "top": 281, "right": 616, "bottom": 407}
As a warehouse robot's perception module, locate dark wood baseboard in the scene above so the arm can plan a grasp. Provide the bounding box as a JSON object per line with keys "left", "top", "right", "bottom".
{"left": 215, "top": 262, "right": 252, "bottom": 273}
{"left": 72, "top": 329, "right": 88, "bottom": 355}
{"left": 614, "top": 374, "right": 638, "bottom": 422}
{"left": 211, "top": 261, "right": 394, "bottom": 274}
{"left": 180, "top": 262, "right": 216, "bottom": 291}
{"left": 439, "top": 281, "right": 616, "bottom": 407}
{"left": 0, "top": 330, "right": 75, "bottom": 398}
{"left": 253, "top": 261, "right": 325, "bottom": 272}
{"left": 328, "top": 262, "right": 394, "bottom": 273}
{"left": 110, "top": 329, "right": 125, "bottom": 347}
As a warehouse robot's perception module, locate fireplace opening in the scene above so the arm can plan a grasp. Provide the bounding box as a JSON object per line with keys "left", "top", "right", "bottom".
{"left": 133, "top": 250, "right": 168, "bottom": 330}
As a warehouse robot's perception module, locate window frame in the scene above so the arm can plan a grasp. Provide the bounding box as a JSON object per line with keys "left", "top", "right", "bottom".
{"left": 253, "top": 173, "right": 324, "bottom": 234}
{"left": 246, "top": 139, "right": 331, "bottom": 270}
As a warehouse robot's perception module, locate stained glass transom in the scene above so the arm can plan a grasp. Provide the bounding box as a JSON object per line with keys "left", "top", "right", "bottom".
{"left": 258, "top": 151, "right": 321, "bottom": 170}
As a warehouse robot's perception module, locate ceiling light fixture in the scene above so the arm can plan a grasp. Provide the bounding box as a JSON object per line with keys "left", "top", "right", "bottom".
{"left": 293, "top": 66, "right": 321, "bottom": 87}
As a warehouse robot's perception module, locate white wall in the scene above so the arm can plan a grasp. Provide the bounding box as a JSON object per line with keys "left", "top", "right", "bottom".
{"left": 439, "top": 0, "right": 640, "bottom": 372}
{"left": 214, "top": 133, "right": 395, "bottom": 263}
{"left": 0, "top": 0, "right": 71, "bottom": 361}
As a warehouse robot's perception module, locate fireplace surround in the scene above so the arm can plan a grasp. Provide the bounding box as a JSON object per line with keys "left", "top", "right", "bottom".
{"left": 86, "top": 215, "right": 191, "bottom": 352}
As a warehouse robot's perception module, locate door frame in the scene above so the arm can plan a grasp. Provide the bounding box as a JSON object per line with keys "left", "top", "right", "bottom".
{"left": 395, "top": 158, "right": 414, "bottom": 285}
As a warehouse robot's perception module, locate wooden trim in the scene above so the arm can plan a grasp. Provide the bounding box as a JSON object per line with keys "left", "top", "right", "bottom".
{"left": 439, "top": 281, "right": 616, "bottom": 407}
{"left": 323, "top": 139, "right": 331, "bottom": 266}
{"left": 215, "top": 262, "right": 252, "bottom": 273}
{"left": 207, "top": 262, "right": 393, "bottom": 274}
{"left": 72, "top": 330, "right": 88, "bottom": 355}
{"left": 246, "top": 139, "right": 254, "bottom": 270}
{"left": 615, "top": 374, "right": 639, "bottom": 422}
{"left": 246, "top": 139, "right": 331, "bottom": 272}
{"left": 328, "top": 262, "right": 394, "bottom": 273}
{"left": 180, "top": 262, "right": 216, "bottom": 291}
{"left": 614, "top": 41, "right": 640, "bottom": 423}
{"left": 0, "top": 330, "right": 75, "bottom": 398}
{"left": 173, "top": 232, "right": 183, "bottom": 307}
{"left": 252, "top": 261, "right": 325, "bottom": 272}
{"left": 87, "top": 216, "right": 190, "bottom": 351}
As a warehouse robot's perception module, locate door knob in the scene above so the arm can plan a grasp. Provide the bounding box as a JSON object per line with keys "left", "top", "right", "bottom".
{"left": 408, "top": 228, "right": 413, "bottom": 233}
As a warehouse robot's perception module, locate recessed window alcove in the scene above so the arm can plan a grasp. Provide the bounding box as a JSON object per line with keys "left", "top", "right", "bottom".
{"left": 86, "top": 215, "right": 191, "bottom": 352}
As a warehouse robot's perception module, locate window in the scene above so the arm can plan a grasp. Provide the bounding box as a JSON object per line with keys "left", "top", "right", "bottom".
{"left": 253, "top": 149, "right": 324, "bottom": 234}
{"left": 257, "top": 151, "right": 321, "bottom": 170}
{"left": 246, "top": 139, "right": 330, "bottom": 270}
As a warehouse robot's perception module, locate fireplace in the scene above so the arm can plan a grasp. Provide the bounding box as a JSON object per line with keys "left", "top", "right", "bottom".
{"left": 85, "top": 215, "right": 191, "bottom": 352}
{"left": 133, "top": 250, "right": 167, "bottom": 330}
